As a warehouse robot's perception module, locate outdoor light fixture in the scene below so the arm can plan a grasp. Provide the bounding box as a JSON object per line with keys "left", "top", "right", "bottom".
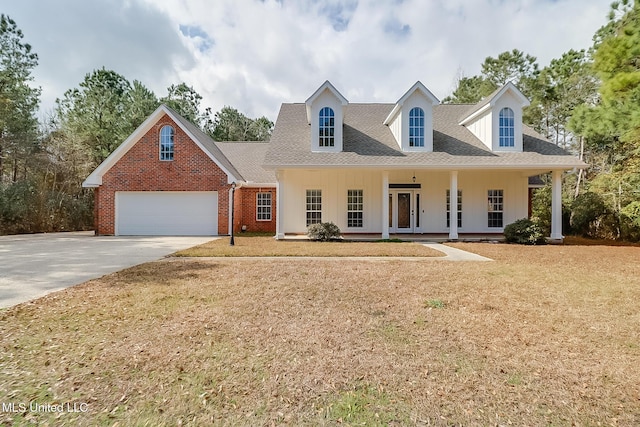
{"left": 230, "top": 182, "right": 236, "bottom": 246}
{"left": 412, "top": 175, "right": 416, "bottom": 183}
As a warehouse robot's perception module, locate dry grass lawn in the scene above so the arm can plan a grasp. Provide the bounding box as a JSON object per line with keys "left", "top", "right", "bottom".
{"left": 174, "top": 236, "right": 443, "bottom": 257}
{"left": 1, "top": 241, "right": 640, "bottom": 426}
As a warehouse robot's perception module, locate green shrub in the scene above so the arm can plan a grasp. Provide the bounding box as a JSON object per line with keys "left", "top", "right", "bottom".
{"left": 570, "top": 192, "right": 610, "bottom": 238}
{"left": 530, "top": 185, "right": 552, "bottom": 235}
{"left": 307, "top": 222, "right": 341, "bottom": 241}
{"left": 620, "top": 201, "right": 640, "bottom": 242}
{"left": 504, "top": 218, "right": 546, "bottom": 245}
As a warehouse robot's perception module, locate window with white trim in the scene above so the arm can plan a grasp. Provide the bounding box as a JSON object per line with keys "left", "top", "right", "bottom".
{"left": 487, "top": 189, "right": 504, "bottom": 228}
{"left": 306, "top": 189, "right": 322, "bottom": 226}
{"left": 256, "top": 192, "right": 272, "bottom": 221}
{"left": 499, "top": 107, "right": 515, "bottom": 148}
{"left": 319, "top": 107, "right": 335, "bottom": 147}
{"left": 347, "top": 190, "right": 363, "bottom": 228}
{"left": 409, "top": 107, "right": 425, "bottom": 147}
{"left": 446, "top": 189, "right": 462, "bottom": 228}
{"left": 160, "top": 125, "right": 175, "bottom": 161}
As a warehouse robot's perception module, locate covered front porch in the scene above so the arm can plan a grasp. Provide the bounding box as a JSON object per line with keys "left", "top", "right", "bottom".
{"left": 275, "top": 168, "right": 565, "bottom": 242}
{"left": 379, "top": 170, "right": 564, "bottom": 242}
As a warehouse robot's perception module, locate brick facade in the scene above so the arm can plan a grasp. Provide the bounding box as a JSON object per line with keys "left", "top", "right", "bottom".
{"left": 233, "top": 187, "right": 277, "bottom": 233}
{"left": 95, "top": 114, "right": 231, "bottom": 235}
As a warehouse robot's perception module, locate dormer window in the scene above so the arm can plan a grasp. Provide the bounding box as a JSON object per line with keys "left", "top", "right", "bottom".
{"left": 459, "top": 82, "right": 529, "bottom": 152}
{"left": 319, "top": 107, "right": 335, "bottom": 147}
{"left": 499, "top": 107, "right": 515, "bottom": 148}
{"left": 383, "top": 81, "right": 439, "bottom": 152}
{"left": 160, "top": 125, "right": 174, "bottom": 161}
{"left": 409, "top": 107, "right": 425, "bottom": 147}
{"left": 306, "top": 81, "right": 347, "bottom": 152}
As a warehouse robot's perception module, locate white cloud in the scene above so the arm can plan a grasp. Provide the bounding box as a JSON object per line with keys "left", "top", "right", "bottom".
{"left": 3, "top": 0, "right": 613, "bottom": 121}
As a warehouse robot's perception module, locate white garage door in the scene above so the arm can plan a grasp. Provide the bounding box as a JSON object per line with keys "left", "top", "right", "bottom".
{"left": 116, "top": 191, "right": 218, "bottom": 236}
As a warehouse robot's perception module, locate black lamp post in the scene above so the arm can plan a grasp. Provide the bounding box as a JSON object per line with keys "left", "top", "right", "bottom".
{"left": 230, "top": 182, "right": 236, "bottom": 246}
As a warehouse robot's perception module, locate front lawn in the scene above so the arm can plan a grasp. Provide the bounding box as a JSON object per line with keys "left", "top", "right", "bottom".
{"left": 174, "top": 235, "right": 444, "bottom": 257}
{"left": 1, "top": 243, "right": 639, "bottom": 425}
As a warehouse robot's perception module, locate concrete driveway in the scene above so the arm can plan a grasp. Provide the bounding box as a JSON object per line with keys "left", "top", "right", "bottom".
{"left": 0, "top": 231, "right": 214, "bottom": 309}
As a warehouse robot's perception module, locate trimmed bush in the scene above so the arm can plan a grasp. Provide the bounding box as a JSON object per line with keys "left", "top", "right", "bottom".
{"left": 307, "top": 222, "right": 341, "bottom": 241}
{"left": 504, "top": 218, "right": 546, "bottom": 245}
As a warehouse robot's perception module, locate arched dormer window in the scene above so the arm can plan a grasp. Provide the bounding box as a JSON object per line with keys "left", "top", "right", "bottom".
{"left": 319, "top": 107, "right": 335, "bottom": 147}
{"left": 409, "top": 107, "right": 425, "bottom": 147}
{"left": 499, "top": 107, "right": 515, "bottom": 148}
{"left": 160, "top": 125, "right": 175, "bottom": 161}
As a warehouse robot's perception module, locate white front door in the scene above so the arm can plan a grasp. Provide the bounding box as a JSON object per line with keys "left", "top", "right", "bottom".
{"left": 389, "top": 190, "right": 417, "bottom": 233}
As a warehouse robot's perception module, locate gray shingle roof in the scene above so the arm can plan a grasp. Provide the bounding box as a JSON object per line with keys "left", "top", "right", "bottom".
{"left": 458, "top": 85, "right": 503, "bottom": 123}
{"left": 163, "top": 104, "right": 244, "bottom": 181}
{"left": 264, "top": 103, "right": 586, "bottom": 170}
{"left": 214, "top": 141, "right": 275, "bottom": 184}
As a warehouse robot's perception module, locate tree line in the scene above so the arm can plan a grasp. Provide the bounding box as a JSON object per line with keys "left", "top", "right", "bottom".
{"left": 0, "top": 14, "right": 273, "bottom": 234}
{"left": 1, "top": 1, "right": 639, "bottom": 240}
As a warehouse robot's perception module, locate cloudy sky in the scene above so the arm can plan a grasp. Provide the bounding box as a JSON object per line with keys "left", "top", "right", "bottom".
{"left": 4, "top": 0, "right": 612, "bottom": 121}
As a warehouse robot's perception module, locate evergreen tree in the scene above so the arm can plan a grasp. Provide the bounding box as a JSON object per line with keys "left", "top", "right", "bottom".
{"left": 0, "top": 14, "right": 41, "bottom": 182}
{"left": 56, "top": 68, "right": 134, "bottom": 165}
{"left": 569, "top": 0, "right": 640, "bottom": 239}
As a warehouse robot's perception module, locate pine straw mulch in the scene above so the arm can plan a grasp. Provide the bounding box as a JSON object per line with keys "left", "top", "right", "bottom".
{"left": 1, "top": 243, "right": 639, "bottom": 426}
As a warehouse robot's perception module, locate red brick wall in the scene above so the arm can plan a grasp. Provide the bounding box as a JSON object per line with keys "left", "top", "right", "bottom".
{"left": 233, "top": 187, "right": 276, "bottom": 233}
{"left": 95, "top": 114, "right": 231, "bottom": 235}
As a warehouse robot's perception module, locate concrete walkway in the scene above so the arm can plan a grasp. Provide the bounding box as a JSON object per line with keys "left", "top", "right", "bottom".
{"left": 173, "top": 243, "right": 492, "bottom": 262}
{"left": 0, "top": 231, "right": 214, "bottom": 308}
{"left": 422, "top": 243, "right": 493, "bottom": 261}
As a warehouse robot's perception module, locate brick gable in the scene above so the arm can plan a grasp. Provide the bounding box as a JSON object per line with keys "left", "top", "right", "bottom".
{"left": 95, "top": 113, "right": 231, "bottom": 235}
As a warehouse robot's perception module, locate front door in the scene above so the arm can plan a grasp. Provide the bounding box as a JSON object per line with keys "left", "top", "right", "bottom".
{"left": 389, "top": 191, "right": 415, "bottom": 233}
{"left": 397, "top": 192, "right": 411, "bottom": 230}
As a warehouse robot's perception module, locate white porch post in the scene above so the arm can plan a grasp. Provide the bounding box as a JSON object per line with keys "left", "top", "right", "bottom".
{"left": 275, "top": 170, "right": 285, "bottom": 240}
{"left": 382, "top": 171, "right": 389, "bottom": 239}
{"left": 550, "top": 170, "right": 563, "bottom": 241}
{"left": 449, "top": 170, "right": 459, "bottom": 240}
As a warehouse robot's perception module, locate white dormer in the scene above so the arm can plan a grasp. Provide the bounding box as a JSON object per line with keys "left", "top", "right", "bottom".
{"left": 306, "top": 81, "right": 348, "bottom": 152}
{"left": 384, "top": 81, "right": 439, "bottom": 152}
{"left": 459, "top": 81, "right": 530, "bottom": 152}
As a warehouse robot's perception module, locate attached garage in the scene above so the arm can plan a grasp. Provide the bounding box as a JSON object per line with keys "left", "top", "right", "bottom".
{"left": 83, "top": 105, "right": 246, "bottom": 235}
{"left": 115, "top": 191, "right": 218, "bottom": 236}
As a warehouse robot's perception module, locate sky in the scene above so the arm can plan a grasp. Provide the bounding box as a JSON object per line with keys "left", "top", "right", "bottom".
{"left": 2, "top": 0, "right": 613, "bottom": 122}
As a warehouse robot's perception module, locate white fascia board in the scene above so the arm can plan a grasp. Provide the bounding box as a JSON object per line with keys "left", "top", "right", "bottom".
{"left": 384, "top": 81, "right": 439, "bottom": 125}
{"left": 401, "top": 81, "right": 439, "bottom": 105}
{"left": 82, "top": 180, "right": 100, "bottom": 188}
{"left": 265, "top": 162, "right": 586, "bottom": 171}
{"left": 170, "top": 121, "right": 241, "bottom": 184}
{"left": 81, "top": 105, "right": 169, "bottom": 188}
{"left": 496, "top": 82, "right": 531, "bottom": 107}
{"left": 305, "top": 80, "right": 349, "bottom": 123}
{"left": 81, "top": 104, "right": 241, "bottom": 187}
{"left": 459, "top": 103, "right": 491, "bottom": 126}
{"left": 383, "top": 104, "right": 401, "bottom": 126}
{"left": 235, "top": 182, "right": 277, "bottom": 188}
{"left": 458, "top": 82, "right": 531, "bottom": 126}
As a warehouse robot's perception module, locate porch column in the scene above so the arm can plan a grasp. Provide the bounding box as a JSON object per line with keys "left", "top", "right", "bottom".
{"left": 275, "top": 170, "right": 285, "bottom": 240}
{"left": 550, "top": 170, "right": 563, "bottom": 242}
{"left": 382, "top": 171, "right": 389, "bottom": 239}
{"left": 449, "top": 170, "right": 459, "bottom": 240}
